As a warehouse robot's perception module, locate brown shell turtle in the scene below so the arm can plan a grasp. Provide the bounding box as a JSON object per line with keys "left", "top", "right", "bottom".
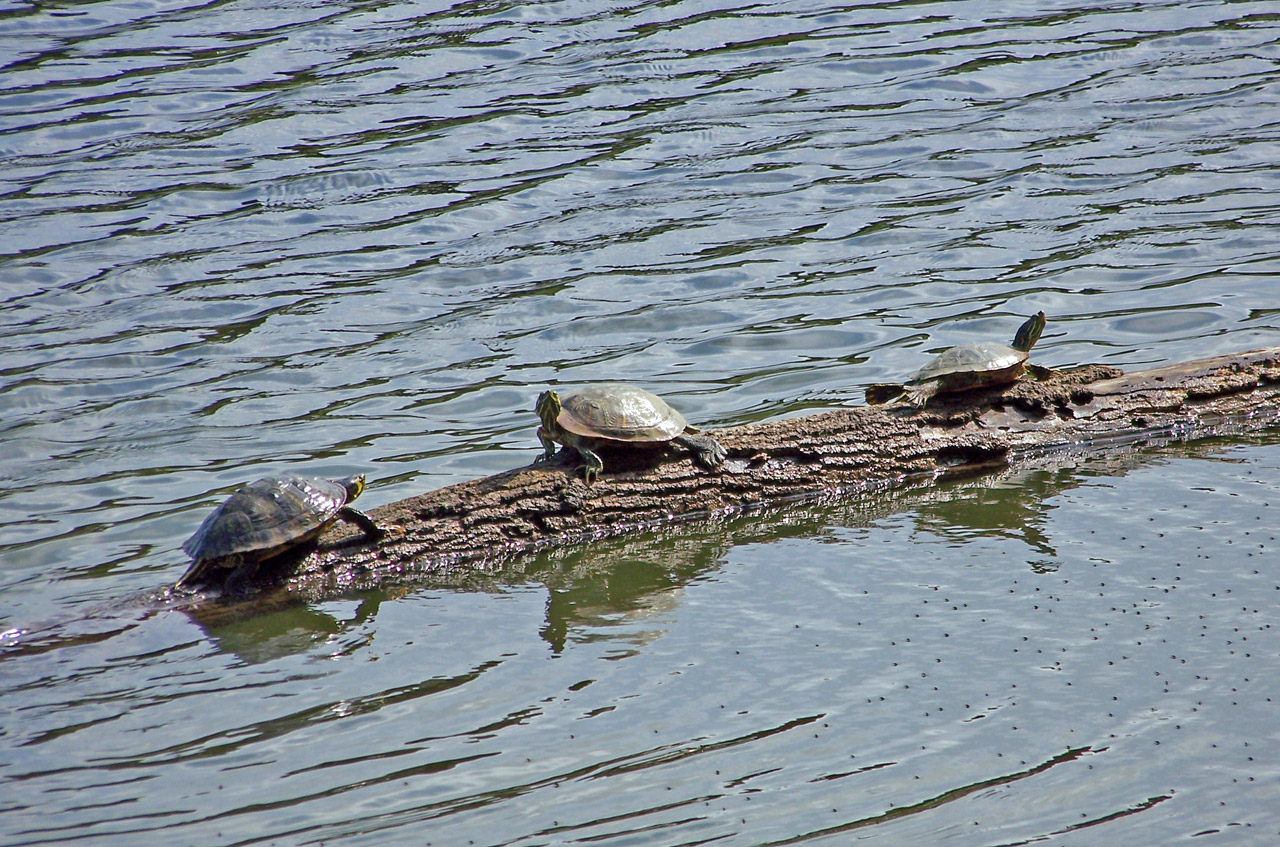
{"left": 176, "top": 474, "right": 382, "bottom": 590}
{"left": 535, "top": 384, "right": 727, "bottom": 484}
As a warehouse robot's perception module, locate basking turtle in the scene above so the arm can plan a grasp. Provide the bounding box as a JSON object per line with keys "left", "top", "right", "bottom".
{"left": 536, "top": 384, "right": 727, "bottom": 485}
{"left": 176, "top": 474, "right": 382, "bottom": 590}
{"left": 867, "top": 312, "right": 1046, "bottom": 406}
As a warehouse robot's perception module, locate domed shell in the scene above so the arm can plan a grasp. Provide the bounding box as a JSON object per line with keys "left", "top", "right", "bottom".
{"left": 183, "top": 476, "right": 352, "bottom": 562}
{"left": 911, "top": 342, "right": 1028, "bottom": 383}
{"left": 557, "top": 384, "right": 687, "bottom": 443}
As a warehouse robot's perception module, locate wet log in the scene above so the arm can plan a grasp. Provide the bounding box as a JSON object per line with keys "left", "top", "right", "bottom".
{"left": 281, "top": 347, "right": 1280, "bottom": 595}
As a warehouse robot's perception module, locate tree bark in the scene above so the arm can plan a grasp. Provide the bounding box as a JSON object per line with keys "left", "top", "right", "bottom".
{"left": 276, "top": 347, "right": 1280, "bottom": 596}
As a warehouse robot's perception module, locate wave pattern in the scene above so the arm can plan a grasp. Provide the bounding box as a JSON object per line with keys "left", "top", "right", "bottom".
{"left": 2, "top": 0, "right": 1279, "bottom": 843}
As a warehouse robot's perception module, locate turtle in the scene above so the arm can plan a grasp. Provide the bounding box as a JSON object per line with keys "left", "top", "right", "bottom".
{"left": 866, "top": 311, "right": 1047, "bottom": 406}
{"left": 535, "top": 384, "right": 727, "bottom": 485}
{"left": 175, "top": 474, "right": 382, "bottom": 590}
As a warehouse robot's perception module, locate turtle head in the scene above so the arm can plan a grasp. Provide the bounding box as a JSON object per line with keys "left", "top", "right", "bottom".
{"left": 536, "top": 390, "right": 562, "bottom": 433}
{"left": 339, "top": 475, "right": 366, "bottom": 503}
{"left": 1012, "top": 311, "right": 1046, "bottom": 352}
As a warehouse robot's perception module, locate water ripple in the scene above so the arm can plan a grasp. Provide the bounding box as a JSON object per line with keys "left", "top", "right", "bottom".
{"left": 2, "top": 0, "right": 1280, "bottom": 842}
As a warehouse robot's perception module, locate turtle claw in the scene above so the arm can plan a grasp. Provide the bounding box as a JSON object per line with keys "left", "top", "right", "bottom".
{"left": 676, "top": 433, "right": 727, "bottom": 471}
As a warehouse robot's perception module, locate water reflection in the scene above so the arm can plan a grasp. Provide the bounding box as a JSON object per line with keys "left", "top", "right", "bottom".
{"left": 2, "top": 436, "right": 1277, "bottom": 846}
{"left": 184, "top": 593, "right": 381, "bottom": 665}
{"left": 436, "top": 434, "right": 1280, "bottom": 652}
{"left": 534, "top": 532, "right": 728, "bottom": 653}
{"left": 6, "top": 429, "right": 1274, "bottom": 669}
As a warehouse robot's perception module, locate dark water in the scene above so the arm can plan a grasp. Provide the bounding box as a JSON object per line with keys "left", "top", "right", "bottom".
{"left": 3, "top": 0, "right": 1279, "bottom": 844}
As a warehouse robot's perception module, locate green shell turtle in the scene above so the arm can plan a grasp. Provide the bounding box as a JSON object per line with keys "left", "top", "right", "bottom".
{"left": 867, "top": 312, "right": 1046, "bottom": 406}
{"left": 535, "top": 384, "right": 727, "bottom": 485}
{"left": 176, "top": 474, "right": 382, "bottom": 590}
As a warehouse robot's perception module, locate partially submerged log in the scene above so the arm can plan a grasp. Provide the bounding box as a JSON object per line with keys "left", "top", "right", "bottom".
{"left": 269, "top": 347, "right": 1280, "bottom": 596}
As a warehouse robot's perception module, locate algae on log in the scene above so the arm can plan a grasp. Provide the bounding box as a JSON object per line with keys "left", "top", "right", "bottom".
{"left": 278, "top": 347, "right": 1280, "bottom": 595}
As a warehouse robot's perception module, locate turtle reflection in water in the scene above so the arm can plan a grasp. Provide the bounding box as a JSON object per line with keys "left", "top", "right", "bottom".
{"left": 867, "top": 312, "right": 1047, "bottom": 406}
{"left": 176, "top": 474, "right": 383, "bottom": 590}
{"left": 535, "top": 384, "right": 727, "bottom": 485}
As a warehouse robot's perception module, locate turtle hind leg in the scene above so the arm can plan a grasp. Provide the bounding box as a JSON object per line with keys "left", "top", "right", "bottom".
{"left": 338, "top": 506, "right": 385, "bottom": 541}
{"left": 674, "top": 433, "right": 727, "bottom": 471}
{"left": 577, "top": 447, "right": 604, "bottom": 485}
{"left": 904, "top": 382, "right": 935, "bottom": 407}
{"left": 223, "top": 560, "right": 264, "bottom": 595}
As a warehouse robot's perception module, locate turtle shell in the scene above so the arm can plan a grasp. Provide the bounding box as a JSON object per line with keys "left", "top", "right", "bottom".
{"left": 557, "top": 384, "right": 687, "bottom": 444}
{"left": 182, "top": 475, "right": 352, "bottom": 563}
{"left": 910, "top": 342, "right": 1028, "bottom": 391}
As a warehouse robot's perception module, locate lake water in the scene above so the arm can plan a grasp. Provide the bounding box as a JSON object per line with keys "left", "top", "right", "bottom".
{"left": 2, "top": 0, "right": 1279, "bottom": 844}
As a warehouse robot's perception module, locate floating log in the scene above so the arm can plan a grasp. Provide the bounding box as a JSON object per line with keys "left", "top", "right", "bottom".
{"left": 246, "top": 348, "right": 1280, "bottom": 598}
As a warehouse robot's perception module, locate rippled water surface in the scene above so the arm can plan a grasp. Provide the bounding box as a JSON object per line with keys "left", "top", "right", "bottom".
{"left": 3, "top": 0, "right": 1280, "bottom": 843}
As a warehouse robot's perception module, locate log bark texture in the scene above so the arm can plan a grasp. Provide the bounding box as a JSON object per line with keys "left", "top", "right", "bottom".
{"left": 282, "top": 347, "right": 1280, "bottom": 595}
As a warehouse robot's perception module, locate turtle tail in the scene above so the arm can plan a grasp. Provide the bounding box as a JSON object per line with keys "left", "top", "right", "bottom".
{"left": 865, "top": 383, "right": 905, "bottom": 405}
{"left": 174, "top": 558, "right": 214, "bottom": 590}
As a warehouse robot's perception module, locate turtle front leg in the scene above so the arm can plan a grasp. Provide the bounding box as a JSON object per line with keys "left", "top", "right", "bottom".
{"left": 536, "top": 426, "right": 559, "bottom": 463}
{"left": 674, "top": 432, "right": 727, "bottom": 471}
{"left": 544, "top": 429, "right": 602, "bottom": 484}
{"left": 338, "top": 506, "right": 385, "bottom": 541}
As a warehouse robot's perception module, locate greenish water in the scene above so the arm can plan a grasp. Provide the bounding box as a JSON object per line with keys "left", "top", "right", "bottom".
{"left": 3, "top": 0, "right": 1279, "bottom": 844}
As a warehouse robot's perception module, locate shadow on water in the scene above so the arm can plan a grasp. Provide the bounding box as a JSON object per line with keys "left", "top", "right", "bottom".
{"left": 3, "top": 423, "right": 1277, "bottom": 667}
